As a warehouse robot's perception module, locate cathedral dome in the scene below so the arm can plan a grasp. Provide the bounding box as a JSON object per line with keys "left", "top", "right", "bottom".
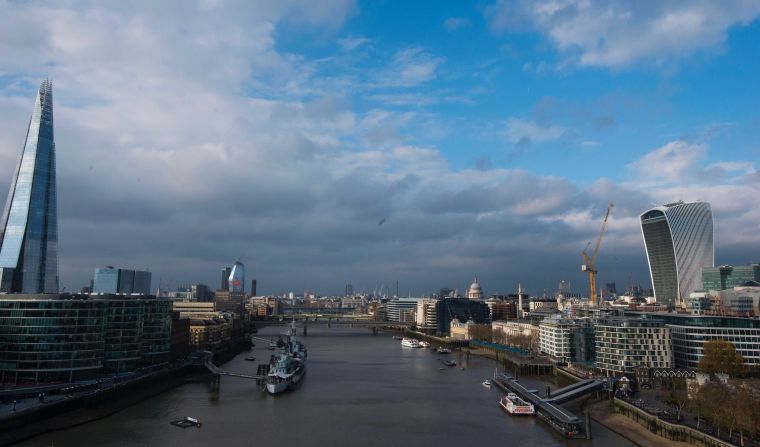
{"left": 467, "top": 275, "right": 483, "bottom": 300}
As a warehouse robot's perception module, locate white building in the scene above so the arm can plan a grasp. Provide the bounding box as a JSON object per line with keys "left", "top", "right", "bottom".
{"left": 466, "top": 275, "right": 483, "bottom": 300}
{"left": 415, "top": 298, "right": 438, "bottom": 330}
{"left": 538, "top": 317, "right": 594, "bottom": 364}
{"left": 595, "top": 318, "right": 672, "bottom": 376}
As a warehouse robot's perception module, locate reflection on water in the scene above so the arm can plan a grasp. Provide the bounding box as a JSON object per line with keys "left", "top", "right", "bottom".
{"left": 24, "top": 327, "right": 634, "bottom": 447}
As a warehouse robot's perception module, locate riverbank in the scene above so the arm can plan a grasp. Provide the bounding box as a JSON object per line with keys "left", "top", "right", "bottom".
{"left": 588, "top": 401, "right": 694, "bottom": 447}
{"left": 464, "top": 344, "right": 702, "bottom": 447}
{"left": 0, "top": 343, "right": 246, "bottom": 446}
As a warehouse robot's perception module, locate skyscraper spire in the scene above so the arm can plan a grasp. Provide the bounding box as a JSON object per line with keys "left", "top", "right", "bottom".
{"left": 0, "top": 79, "right": 59, "bottom": 293}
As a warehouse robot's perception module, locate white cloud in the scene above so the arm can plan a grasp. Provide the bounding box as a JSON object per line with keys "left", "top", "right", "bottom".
{"left": 374, "top": 47, "right": 446, "bottom": 88}
{"left": 486, "top": 0, "right": 760, "bottom": 69}
{"left": 627, "top": 140, "right": 707, "bottom": 183}
{"left": 504, "top": 117, "right": 566, "bottom": 144}
{"left": 444, "top": 17, "right": 471, "bottom": 31}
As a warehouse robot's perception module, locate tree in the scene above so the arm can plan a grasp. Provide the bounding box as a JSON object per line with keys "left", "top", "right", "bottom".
{"left": 698, "top": 339, "right": 746, "bottom": 378}
{"left": 661, "top": 378, "right": 688, "bottom": 421}
{"left": 469, "top": 324, "right": 493, "bottom": 342}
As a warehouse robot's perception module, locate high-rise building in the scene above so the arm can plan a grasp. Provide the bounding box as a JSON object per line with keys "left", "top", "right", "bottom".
{"left": 229, "top": 261, "right": 244, "bottom": 293}
{"left": 93, "top": 267, "right": 152, "bottom": 294}
{"left": 220, "top": 266, "right": 232, "bottom": 291}
{"left": 0, "top": 80, "right": 59, "bottom": 294}
{"left": 640, "top": 201, "right": 714, "bottom": 308}
{"left": 702, "top": 264, "right": 760, "bottom": 291}
{"left": 250, "top": 279, "right": 257, "bottom": 297}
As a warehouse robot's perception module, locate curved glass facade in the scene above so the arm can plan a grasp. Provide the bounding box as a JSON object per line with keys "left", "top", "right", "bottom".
{"left": 0, "top": 296, "right": 172, "bottom": 384}
{"left": 0, "top": 298, "right": 105, "bottom": 384}
{"left": 229, "top": 261, "right": 244, "bottom": 293}
{"left": 0, "top": 80, "right": 58, "bottom": 293}
{"left": 640, "top": 202, "right": 714, "bottom": 308}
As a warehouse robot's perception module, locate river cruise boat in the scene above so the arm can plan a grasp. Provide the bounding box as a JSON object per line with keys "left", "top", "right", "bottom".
{"left": 499, "top": 393, "right": 535, "bottom": 415}
{"left": 400, "top": 338, "right": 420, "bottom": 348}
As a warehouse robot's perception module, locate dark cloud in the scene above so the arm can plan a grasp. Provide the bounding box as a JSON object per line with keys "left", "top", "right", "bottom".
{"left": 0, "top": 1, "right": 758, "bottom": 298}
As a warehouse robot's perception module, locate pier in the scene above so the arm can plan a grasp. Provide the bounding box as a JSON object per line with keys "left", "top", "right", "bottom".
{"left": 493, "top": 373, "right": 592, "bottom": 439}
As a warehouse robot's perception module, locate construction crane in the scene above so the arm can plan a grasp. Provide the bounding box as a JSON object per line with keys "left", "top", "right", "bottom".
{"left": 582, "top": 203, "right": 614, "bottom": 306}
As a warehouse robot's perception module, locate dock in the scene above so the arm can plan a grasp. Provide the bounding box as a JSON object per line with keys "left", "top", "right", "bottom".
{"left": 493, "top": 373, "right": 601, "bottom": 439}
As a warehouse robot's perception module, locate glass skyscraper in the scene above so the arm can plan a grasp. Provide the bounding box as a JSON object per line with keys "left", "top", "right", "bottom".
{"left": 229, "top": 261, "right": 244, "bottom": 293}
{"left": 0, "top": 80, "right": 59, "bottom": 293}
{"left": 640, "top": 201, "right": 714, "bottom": 308}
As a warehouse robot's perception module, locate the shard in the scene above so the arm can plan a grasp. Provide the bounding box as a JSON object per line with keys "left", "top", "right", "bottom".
{"left": 0, "top": 79, "right": 59, "bottom": 293}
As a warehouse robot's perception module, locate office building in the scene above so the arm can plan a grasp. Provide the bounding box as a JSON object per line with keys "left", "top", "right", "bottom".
{"left": 629, "top": 312, "right": 760, "bottom": 369}
{"left": 214, "top": 290, "right": 246, "bottom": 315}
{"left": 229, "top": 261, "right": 244, "bottom": 293}
{"left": 250, "top": 279, "right": 257, "bottom": 297}
{"left": 538, "top": 317, "right": 595, "bottom": 364}
{"left": 220, "top": 266, "right": 232, "bottom": 291}
{"left": 488, "top": 299, "right": 517, "bottom": 321}
{"left": 640, "top": 201, "right": 714, "bottom": 308}
{"left": 386, "top": 298, "right": 420, "bottom": 323}
{"left": 415, "top": 298, "right": 439, "bottom": 331}
{"left": 0, "top": 294, "right": 171, "bottom": 384}
{"left": 435, "top": 298, "right": 490, "bottom": 336}
{"left": 595, "top": 317, "right": 672, "bottom": 376}
{"left": 0, "top": 80, "right": 59, "bottom": 294}
{"left": 93, "top": 267, "right": 152, "bottom": 294}
{"left": 702, "top": 264, "right": 760, "bottom": 291}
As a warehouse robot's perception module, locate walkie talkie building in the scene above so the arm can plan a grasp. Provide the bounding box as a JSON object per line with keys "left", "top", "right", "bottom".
{"left": 0, "top": 80, "right": 59, "bottom": 294}
{"left": 640, "top": 201, "right": 713, "bottom": 308}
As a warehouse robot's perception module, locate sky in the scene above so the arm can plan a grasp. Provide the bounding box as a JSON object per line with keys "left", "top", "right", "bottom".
{"left": 0, "top": 0, "right": 759, "bottom": 297}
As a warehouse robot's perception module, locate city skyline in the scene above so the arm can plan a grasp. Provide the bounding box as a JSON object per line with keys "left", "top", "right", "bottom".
{"left": 0, "top": 2, "right": 759, "bottom": 295}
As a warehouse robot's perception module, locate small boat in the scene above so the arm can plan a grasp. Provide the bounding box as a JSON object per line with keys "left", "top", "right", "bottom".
{"left": 482, "top": 380, "right": 491, "bottom": 388}
{"left": 418, "top": 341, "right": 431, "bottom": 348}
{"left": 442, "top": 360, "right": 457, "bottom": 367}
{"left": 401, "top": 338, "right": 420, "bottom": 348}
{"left": 244, "top": 356, "right": 256, "bottom": 361}
{"left": 499, "top": 393, "right": 535, "bottom": 415}
{"left": 436, "top": 347, "right": 451, "bottom": 354}
{"left": 170, "top": 416, "right": 202, "bottom": 428}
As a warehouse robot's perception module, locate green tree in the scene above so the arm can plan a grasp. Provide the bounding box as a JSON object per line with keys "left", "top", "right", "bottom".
{"left": 698, "top": 339, "right": 746, "bottom": 378}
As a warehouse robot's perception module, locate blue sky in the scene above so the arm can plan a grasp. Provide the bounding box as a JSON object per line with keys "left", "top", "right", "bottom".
{"left": 0, "top": 0, "right": 759, "bottom": 296}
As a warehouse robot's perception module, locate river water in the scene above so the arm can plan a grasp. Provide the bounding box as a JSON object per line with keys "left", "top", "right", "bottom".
{"left": 23, "top": 327, "right": 633, "bottom": 447}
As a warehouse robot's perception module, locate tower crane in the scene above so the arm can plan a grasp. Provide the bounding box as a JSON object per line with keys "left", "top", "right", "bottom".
{"left": 581, "top": 203, "right": 614, "bottom": 306}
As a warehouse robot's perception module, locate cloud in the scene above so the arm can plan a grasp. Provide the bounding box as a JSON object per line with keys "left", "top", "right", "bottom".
{"left": 444, "top": 17, "right": 471, "bottom": 31}
{"left": 374, "top": 47, "right": 446, "bottom": 88}
{"left": 486, "top": 0, "right": 760, "bottom": 69}
{"left": 0, "top": 2, "right": 757, "bottom": 297}
{"left": 627, "top": 140, "right": 707, "bottom": 183}
{"left": 504, "top": 117, "right": 566, "bottom": 144}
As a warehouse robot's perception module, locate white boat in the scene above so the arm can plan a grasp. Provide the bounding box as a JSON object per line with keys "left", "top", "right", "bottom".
{"left": 499, "top": 393, "right": 535, "bottom": 415}
{"left": 400, "top": 338, "right": 420, "bottom": 348}
{"left": 436, "top": 347, "right": 451, "bottom": 354}
{"left": 482, "top": 380, "right": 491, "bottom": 388}
{"left": 418, "top": 341, "right": 431, "bottom": 348}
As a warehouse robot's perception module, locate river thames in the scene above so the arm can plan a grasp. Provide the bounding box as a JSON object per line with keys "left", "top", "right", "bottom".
{"left": 24, "top": 327, "right": 633, "bottom": 447}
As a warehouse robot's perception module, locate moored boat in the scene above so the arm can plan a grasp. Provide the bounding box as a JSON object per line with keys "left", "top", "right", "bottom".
{"left": 418, "top": 341, "right": 431, "bottom": 348}
{"left": 400, "top": 338, "right": 420, "bottom": 348}
{"left": 482, "top": 380, "right": 491, "bottom": 388}
{"left": 499, "top": 393, "right": 535, "bottom": 415}
{"left": 266, "top": 321, "right": 307, "bottom": 395}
